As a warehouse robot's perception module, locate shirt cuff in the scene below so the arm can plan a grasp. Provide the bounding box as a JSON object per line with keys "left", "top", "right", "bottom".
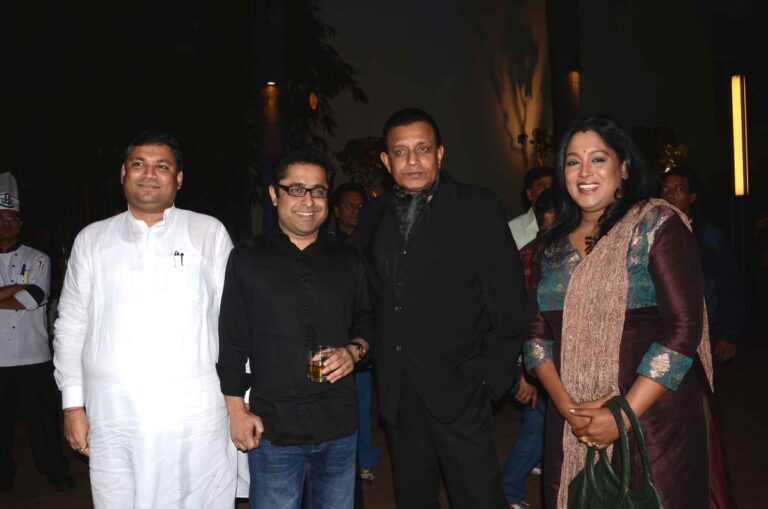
{"left": 217, "top": 365, "right": 251, "bottom": 397}
{"left": 61, "top": 385, "right": 84, "bottom": 409}
{"left": 636, "top": 342, "right": 693, "bottom": 391}
{"left": 13, "top": 289, "right": 38, "bottom": 310}
{"left": 523, "top": 339, "right": 554, "bottom": 371}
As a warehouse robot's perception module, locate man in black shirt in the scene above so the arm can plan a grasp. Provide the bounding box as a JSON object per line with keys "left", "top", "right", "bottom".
{"left": 332, "top": 182, "right": 367, "bottom": 241}
{"left": 350, "top": 108, "right": 526, "bottom": 509}
{"left": 217, "top": 147, "right": 373, "bottom": 509}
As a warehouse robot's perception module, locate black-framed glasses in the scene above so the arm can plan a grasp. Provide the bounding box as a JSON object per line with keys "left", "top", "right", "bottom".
{"left": 275, "top": 184, "right": 329, "bottom": 199}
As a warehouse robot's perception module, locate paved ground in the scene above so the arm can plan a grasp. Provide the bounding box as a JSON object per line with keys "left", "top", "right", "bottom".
{"left": 2, "top": 329, "right": 765, "bottom": 508}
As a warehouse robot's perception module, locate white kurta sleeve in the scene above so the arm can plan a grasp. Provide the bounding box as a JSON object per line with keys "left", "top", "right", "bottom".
{"left": 212, "top": 223, "right": 234, "bottom": 301}
{"left": 53, "top": 231, "right": 92, "bottom": 409}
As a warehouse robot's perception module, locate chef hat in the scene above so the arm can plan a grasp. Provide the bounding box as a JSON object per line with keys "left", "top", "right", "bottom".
{"left": 0, "top": 172, "right": 20, "bottom": 212}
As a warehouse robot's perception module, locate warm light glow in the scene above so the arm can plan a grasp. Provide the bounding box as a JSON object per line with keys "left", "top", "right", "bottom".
{"left": 266, "top": 81, "right": 277, "bottom": 86}
{"left": 731, "top": 75, "right": 749, "bottom": 196}
{"left": 308, "top": 91, "right": 319, "bottom": 111}
{"left": 567, "top": 69, "right": 581, "bottom": 114}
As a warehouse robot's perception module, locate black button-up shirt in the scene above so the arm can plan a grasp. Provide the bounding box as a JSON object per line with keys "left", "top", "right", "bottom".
{"left": 217, "top": 230, "right": 373, "bottom": 445}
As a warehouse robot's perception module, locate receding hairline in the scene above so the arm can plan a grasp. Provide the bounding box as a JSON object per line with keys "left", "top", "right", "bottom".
{"left": 124, "top": 142, "right": 181, "bottom": 167}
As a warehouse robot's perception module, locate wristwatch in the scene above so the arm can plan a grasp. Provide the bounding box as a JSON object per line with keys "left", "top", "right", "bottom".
{"left": 348, "top": 341, "right": 367, "bottom": 362}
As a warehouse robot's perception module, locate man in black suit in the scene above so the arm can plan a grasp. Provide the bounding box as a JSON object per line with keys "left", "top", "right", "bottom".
{"left": 350, "top": 108, "right": 525, "bottom": 509}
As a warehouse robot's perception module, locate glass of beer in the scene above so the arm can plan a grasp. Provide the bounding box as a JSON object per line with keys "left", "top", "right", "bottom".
{"left": 307, "top": 345, "right": 332, "bottom": 383}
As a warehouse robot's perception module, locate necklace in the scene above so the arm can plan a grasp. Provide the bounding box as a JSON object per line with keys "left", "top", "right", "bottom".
{"left": 584, "top": 235, "right": 596, "bottom": 255}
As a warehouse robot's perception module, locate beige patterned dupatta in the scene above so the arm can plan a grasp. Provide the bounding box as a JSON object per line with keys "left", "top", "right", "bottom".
{"left": 555, "top": 198, "right": 714, "bottom": 508}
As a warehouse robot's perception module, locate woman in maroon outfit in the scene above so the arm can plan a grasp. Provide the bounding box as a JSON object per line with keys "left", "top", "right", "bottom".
{"left": 523, "top": 116, "right": 731, "bottom": 508}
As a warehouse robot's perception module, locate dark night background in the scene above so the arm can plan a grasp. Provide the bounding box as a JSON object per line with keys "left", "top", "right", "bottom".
{"left": 2, "top": 0, "right": 767, "bottom": 310}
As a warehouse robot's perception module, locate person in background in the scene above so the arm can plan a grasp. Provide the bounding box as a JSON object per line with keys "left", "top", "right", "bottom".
{"left": 501, "top": 187, "right": 556, "bottom": 509}
{"left": 508, "top": 166, "right": 554, "bottom": 249}
{"left": 659, "top": 164, "right": 744, "bottom": 369}
{"left": 54, "top": 131, "right": 238, "bottom": 507}
{"left": 332, "top": 181, "right": 382, "bottom": 508}
{"left": 0, "top": 172, "right": 73, "bottom": 492}
{"left": 333, "top": 182, "right": 367, "bottom": 241}
{"left": 351, "top": 107, "right": 525, "bottom": 509}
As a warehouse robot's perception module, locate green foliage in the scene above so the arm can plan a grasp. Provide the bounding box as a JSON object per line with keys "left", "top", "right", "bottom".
{"left": 282, "top": 1, "right": 368, "bottom": 150}
{"left": 334, "top": 136, "right": 393, "bottom": 196}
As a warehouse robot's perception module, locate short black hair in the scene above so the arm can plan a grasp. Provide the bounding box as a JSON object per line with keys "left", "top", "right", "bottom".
{"left": 332, "top": 182, "right": 368, "bottom": 207}
{"left": 124, "top": 130, "right": 184, "bottom": 171}
{"left": 659, "top": 164, "right": 701, "bottom": 194}
{"left": 524, "top": 166, "right": 555, "bottom": 190}
{"left": 382, "top": 107, "right": 442, "bottom": 149}
{"left": 272, "top": 146, "right": 335, "bottom": 188}
{"left": 533, "top": 187, "right": 555, "bottom": 227}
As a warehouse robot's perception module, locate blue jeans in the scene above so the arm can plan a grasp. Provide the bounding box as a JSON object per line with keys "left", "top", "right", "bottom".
{"left": 501, "top": 390, "right": 546, "bottom": 504}
{"left": 247, "top": 432, "right": 357, "bottom": 509}
{"left": 354, "top": 370, "right": 382, "bottom": 469}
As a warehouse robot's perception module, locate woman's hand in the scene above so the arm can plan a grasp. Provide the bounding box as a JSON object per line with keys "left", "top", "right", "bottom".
{"left": 569, "top": 392, "right": 618, "bottom": 449}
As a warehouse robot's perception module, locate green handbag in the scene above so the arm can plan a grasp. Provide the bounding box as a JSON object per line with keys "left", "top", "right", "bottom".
{"left": 567, "top": 396, "right": 663, "bottom": 508}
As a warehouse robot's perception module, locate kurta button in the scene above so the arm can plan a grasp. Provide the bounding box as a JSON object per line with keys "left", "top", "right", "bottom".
{"left": 397, "top": 281, "right": 404, "bottom": 287}
{"left": 402, "top": 250, "right": 407, "bottom": 255}
{"left": 394, "top": 305, "right": 402, "bottom": 312}
{"left": 395, "top": 345, "right": 402, "bottom": 352}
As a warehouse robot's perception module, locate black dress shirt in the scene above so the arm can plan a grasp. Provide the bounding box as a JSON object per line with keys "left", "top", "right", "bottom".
{"left": 217, "top": 230, "right": 373, "bottom": 445}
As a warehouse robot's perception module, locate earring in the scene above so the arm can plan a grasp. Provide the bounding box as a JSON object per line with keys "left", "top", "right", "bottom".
{"left": 614, "top": 184, "right": 624, "bottom": 200}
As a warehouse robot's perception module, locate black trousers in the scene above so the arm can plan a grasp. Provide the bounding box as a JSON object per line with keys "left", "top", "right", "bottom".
{"left": 387, "top": 377, "right": 506, "bottom": 509}
{"left": 0, "top": 361, "right": 68, "bottom": 482}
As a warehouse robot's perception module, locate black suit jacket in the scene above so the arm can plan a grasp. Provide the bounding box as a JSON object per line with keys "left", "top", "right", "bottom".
{"left": 350, "top": 172, "right": 526, "bottom": 424}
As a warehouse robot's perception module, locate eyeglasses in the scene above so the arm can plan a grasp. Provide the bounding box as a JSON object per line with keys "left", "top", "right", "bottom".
{"left": 0, "top": 216, "right": 21, "bottom": 224}
{"left": 275, "top": 184, "right": 329, "bottom": 199}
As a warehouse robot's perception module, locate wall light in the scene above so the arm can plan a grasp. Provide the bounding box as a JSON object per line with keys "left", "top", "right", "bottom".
{"left": 731, "top": 74, "right": 749, "bottom": 196}
{"left": 266, "top": 81, "right": 277, "bottom": 86}
{"left": 308, "top": 91, "right": 319, "bottom": 112}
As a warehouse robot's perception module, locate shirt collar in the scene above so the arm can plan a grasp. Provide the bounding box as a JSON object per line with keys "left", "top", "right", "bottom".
{"left": 268, "top": 227, "right": 328, "bottom": 253}
{"left": 126, "top": 205, "right": 177, "bottom": 229}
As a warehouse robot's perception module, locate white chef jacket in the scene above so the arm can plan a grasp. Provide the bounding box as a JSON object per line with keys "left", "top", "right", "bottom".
{"left": 54, "top": 206, "right": 239, "bottom": 508}
{"left": 0, "top": 244, "right": 51, "bottom": 367}
{"left": 508, "top": 207, "right": 539, "bottom": 250}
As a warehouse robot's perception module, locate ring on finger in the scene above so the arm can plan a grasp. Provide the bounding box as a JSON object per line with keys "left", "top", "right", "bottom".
{"left": 77, "top": 447, "right": 86, "bottom": 453}
{"left": 579, "top": 436, "right": 590, "bottom": 444}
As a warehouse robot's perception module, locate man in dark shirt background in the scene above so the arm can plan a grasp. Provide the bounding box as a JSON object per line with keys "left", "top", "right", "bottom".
{"left": 217, "top": 147, "right": 373, "bottom": 509}
{"left": 659, "top": 164, "right": 745, "bottom": 367}
{"left": 333, "top": 182, "right": 367, "bottom": 241}
{"left": 332, "top": 181, "right": 382, "bottom": 508}
{"left": 351, "top": 108, "right": 525, "bottom": 509}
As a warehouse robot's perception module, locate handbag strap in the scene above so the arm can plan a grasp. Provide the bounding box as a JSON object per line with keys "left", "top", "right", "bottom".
{"left": 604, "top": 397, "right": 632, "bottom": 492}
{"left": 611, "top": 395, "right": 656, "bottom": 486}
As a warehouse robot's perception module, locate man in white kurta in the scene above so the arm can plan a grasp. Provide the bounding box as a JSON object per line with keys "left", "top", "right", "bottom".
{"left": 507, "top": 166, "right": 553, "bottom": 249}
{"left": 53, "top": 131, "right": 237, "bottom": 508}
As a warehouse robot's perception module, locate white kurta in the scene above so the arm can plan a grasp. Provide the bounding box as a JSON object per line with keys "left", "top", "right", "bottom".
{"left": 507, "top": 207, "right": 539, "bottom": 250}
{"left": 54, "top": 207, "right": 238, "bottom": 508}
